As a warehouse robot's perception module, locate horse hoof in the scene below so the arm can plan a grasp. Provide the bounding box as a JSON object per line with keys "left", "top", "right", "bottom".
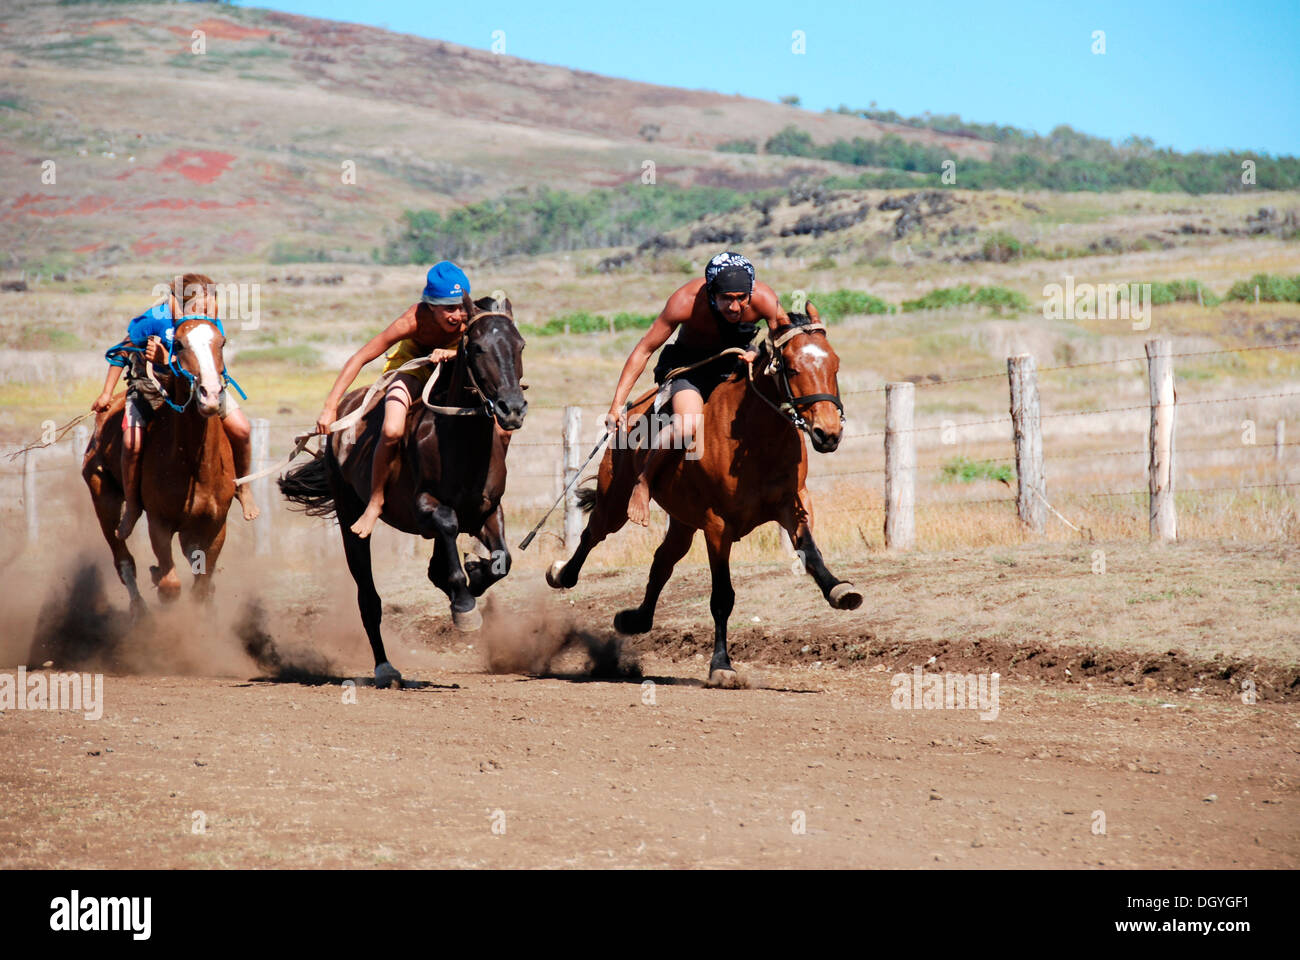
{"left": 453, "top": 606, "right": 482, "bottom": 632}
{"left": 705, "top": 668, "right": 744, "bottom": 689}
{"left": 829, "top": 582, "right": 863, "bottom": 610}
{"left": 374, "top": 662, "right": 402, "bottom": 689}
{"left": 545, "top": 560, "right": 568, "bottom": 589}
{"left": 613, "top": 608, "right": 652, "bottom": 634}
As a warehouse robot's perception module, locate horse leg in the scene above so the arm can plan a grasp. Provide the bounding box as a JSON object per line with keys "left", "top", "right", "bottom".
{"left": 424, "top": 502, "right": 479, "bottom": 631}
{"left": 465, "top": 505, "right": 509, "bottom": 597}
{"left": 335, "top": 494, "right": 400, "bottom": 688}
{"left": 87, "top": 470, "right": 146, "bottom": 618}
{"left": 702, "top": 524, "right": 741, "bottom": 688}
{"left": 146, "top": 514, "right": 182, "bottom": 602}
{"left": 614, "top": 517, "right": 695, "bottom": 634}
{"left": 546, "top": 448, "right": 635, "bottom": 590}
{"left": 181, "top": 521, "right": 226, "bottom": 605}
{"left": 781, "top": 489, "right": 863, "bottom": 610}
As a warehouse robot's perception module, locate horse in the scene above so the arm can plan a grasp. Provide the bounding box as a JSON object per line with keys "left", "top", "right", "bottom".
{"left": 544, "top": 312, "right": 862, "bottom": 687}
{"left": 84, "top": 316, "right": 238, "bottom": 615}
{"left": 278, "top": 295, "right": 527, "bottom": 689}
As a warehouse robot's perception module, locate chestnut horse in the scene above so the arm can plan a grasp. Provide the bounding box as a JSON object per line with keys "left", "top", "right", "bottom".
{"left": 278, "top": 296, "right": 527, "bottom": 689}
{"left": 545, "top": 312, "right": 861, "bottom": 687}
{"left": 84, "top": 316, "right": 237, "bottom": 615}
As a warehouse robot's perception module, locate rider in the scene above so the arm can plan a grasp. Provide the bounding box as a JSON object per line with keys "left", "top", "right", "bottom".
{"left": 314, "top": 261, "right": 470, "bottom": 539}
{"left": 605, "top": 251, "right": 791, "bottom": 526}
{"left": 92, "top": 273, "right": 258, "bottom": 540}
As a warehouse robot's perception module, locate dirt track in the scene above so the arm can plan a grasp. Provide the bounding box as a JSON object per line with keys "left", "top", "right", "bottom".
{"left": 1, "top": 547, "right": 1296, "bottom": 869}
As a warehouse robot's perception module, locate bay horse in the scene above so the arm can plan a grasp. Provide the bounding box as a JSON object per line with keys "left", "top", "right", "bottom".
{"left": 84, "top": 316, "right": 238, "bottom": 615}
{"left": 278, "top": 295, "right": 527, "bottom": 689}
{"left": 545, "top": 312, "right": 862, "bottom": 687}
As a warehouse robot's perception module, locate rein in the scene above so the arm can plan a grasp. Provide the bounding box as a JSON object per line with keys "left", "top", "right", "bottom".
{"left": 748, "top": 322, "right": 845, "bottom": 437}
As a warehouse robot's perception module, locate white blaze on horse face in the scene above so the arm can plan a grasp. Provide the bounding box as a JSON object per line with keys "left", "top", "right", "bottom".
{"left": 185, "top": 324, "right": 223, "bottom": 409}
{"left": 799, "top": 342, "right": 830, "bottom": 362}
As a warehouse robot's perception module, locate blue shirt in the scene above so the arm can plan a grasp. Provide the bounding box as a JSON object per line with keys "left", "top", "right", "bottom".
{"left": 106, "top": 302, "right": 175, "bottom": 368}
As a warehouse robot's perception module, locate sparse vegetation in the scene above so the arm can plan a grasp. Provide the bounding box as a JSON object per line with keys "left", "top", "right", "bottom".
{"left": 940, "top": 456, "right": 1015, "bottom": 485}
{"left": 1225, "top": 273, "right": 1300, "bottom": 303}
{"left": 902, "top": 285, "right": 1029, "bottom": 313}
{"left": 778, "top": 289, "right": 893, "bottom": 321}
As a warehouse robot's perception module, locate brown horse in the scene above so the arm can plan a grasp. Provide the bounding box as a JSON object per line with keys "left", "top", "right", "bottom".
{"left": 278, "top": 295, "right": 527, "bottom": 689}
{"left": 84, "top": 316, "right": 237, "bottom": 615}
{"left": 545, "top": 312, "right": 862, "bottom": 687}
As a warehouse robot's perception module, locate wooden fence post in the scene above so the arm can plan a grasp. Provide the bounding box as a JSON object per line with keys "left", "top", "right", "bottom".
{"left": 23, "top": 449, "right": 38, "bottom": 544}
{"left": 1146, "top": 338, "right": 1177, "bottom": 542}
{"left": 884, "top": 382, "right": 915, "bottom": 550}
{"left": 251, "top": 418, "right": 271, "bottom": 556}
{"left": 1007, "top": 354, "right": 1045, "bottom": 533}
{"left": 563, "top": 406, "right": 582, "bottom": 548}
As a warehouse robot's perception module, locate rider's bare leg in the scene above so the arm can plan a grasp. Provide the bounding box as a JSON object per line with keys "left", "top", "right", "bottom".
{"left": 116, "top": 422, "right": 145, "bottom": 539}
{"left": 351, "top": 380, "right": 411, "bottom": 539}
{"left": 628, "top": 385, "right": 702, "bottom": 527}
{"left": 222, "top": 406, "right": 259, "bottom": 521}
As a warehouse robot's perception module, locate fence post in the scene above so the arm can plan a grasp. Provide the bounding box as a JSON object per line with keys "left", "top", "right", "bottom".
{"left": 23, "top": 449, "right": 38, "bottom": 544}
{"left": 1277, "top": 420, "right": 1286, "bottom": 462}
{"left": 563, "top": 406, "right": 582, "bottom": 548}
{"left": 72, "top": 424, "right": 89, "bottom": 466}
{"left": 884, "top": 382, "right": 915, "bottom": 550}
{"left": 251, "top": 418, "right": 270, "bottom": 556}
{"left": 1007, "top": 354, "right": 1045, "bottom": 533}
{"left": 1145, "top": 338, "right": 1177, "bottom": 542}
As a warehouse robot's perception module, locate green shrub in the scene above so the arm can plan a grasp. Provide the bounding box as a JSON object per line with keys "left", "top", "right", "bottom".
{"left": 533, "top": 311, "right": 657, "bottom": 336}
{"left": 778, "top": 289, "right": 893, "bottom": 321}
{"left": 717, "top": 139, "right": 758, "bottom": 154}
{"left": 903, "top": 285, "right": 1027, "bottom": 313}
{"left": 940, "top": 456, "right": 1015, "bottom": 485}
{"left": 1225, "top": 273, "right": 1300, "bottom": 303}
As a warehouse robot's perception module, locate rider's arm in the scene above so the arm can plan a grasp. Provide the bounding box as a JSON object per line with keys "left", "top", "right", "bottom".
{"left": 316, "top": 309, "right": 416, "bottom": 432}
{"left": 93, "top": 362, "right": 125, "bottom": 412}
{"left": 605, "top": 294, "right": 687, "bottom": 428}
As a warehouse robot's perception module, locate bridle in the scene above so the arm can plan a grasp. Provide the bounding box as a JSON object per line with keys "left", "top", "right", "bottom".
{"left": 146, "top": 314, "right": 247, "bottom": 414}
{"left": 419, "top": 310, "right": 518, "bottom": 418}
{"left": 748, "top": 322, "right": 845, "bottom": 436}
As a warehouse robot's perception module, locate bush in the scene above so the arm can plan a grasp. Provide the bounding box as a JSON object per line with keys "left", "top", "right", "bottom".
{"left": 531, "top": 311, "right": 657, "bottom": 336}
{"left": 940, "top": 456, "right": 1015, "bottom": 485}
{"left": 717, "top": 139, "right": 757, "bottom": 154}
{"left": 1144, "top": 279, "right": 1221, "bottom": 306}
{"left": 903, "top": 285, "right": 1028, "bottom": 313}
{"left": 1225, "top": 273, "right": 1300, "bottom": 303}
{"left": 778, "top": 289, "right": 893, "bottom": 321}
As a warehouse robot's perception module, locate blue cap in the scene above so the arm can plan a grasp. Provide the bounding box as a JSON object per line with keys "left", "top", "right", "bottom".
{"left": 422, "top": 261, "right": 470, "bottom": 306}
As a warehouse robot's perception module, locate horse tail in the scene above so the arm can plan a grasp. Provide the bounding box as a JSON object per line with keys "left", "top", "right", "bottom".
{"left": 278, "top": 454, "right": 336, "bottom": 518}
{"left": 575, "top": 481, "right": 598, "bottom": 515}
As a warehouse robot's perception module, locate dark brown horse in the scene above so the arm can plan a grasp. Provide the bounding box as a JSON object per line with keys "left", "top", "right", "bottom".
{"left": 545, "top": 312, "right": 861, "bottom": 687}
{"left": 279, "top": 296, "right": 527, "bottom": 688}
{"left": 84, "top": 316, "right": 237, "bottom": 614}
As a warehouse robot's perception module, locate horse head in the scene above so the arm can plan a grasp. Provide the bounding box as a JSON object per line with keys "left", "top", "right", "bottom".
{"left": 762, "top": 311, "right": 844, "bottom": 453}
{"left": 170, "top": 316, "right": 228, "bottom": 418}
{"left": 458, "top": 293, "right": 527, "bottom": 431}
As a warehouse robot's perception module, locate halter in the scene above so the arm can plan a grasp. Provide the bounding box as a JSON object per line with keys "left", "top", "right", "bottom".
{"left": 419, "top": 310, "right": 519, "bottom": 418}
{"left": 749, "top": 322, "right": 845, "bottom": 436}
{"left": 151, "top": 315, "right": 247, "bottom": 414}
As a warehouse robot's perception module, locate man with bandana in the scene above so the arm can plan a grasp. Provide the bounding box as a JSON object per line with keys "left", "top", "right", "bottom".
{"left": 605, "top": 251, "right": 793, "bottom": 526}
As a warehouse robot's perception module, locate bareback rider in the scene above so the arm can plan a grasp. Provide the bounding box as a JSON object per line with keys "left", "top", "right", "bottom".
{"left": 314, "top": 261, "right": 471, "bottom": 539}
{"left": 93, "top": 273, "right": 257, "bottom": 540}
{"left": 605, "top": 251, "right": 791, "bottom": 526}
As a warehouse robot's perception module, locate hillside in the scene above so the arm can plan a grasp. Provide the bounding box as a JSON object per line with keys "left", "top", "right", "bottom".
{"left": 0, "top": 0, "right": 995, "bottom": 271}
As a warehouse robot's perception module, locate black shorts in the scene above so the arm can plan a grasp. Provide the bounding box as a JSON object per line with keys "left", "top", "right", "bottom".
{"left": 653, "top": 342, "right": 740, "bottom": 403}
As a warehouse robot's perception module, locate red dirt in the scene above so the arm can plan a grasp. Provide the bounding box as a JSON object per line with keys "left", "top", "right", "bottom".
{"left": 168, "top": 19, "right": 273, "bottom": 42}
{"left": 154, "top": 150, "right": 236, "bottom": 186}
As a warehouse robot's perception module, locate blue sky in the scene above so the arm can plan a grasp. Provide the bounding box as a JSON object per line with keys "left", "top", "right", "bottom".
{"left": 235, "top": 0, "right": 1300, "bottom": 156}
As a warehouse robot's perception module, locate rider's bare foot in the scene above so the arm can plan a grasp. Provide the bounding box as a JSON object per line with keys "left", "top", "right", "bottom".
{"left": 627, "top": 479, "right": 651, "bottom": 527}
{"left": 237, "top": 489, "right": 260, "bottom": 522}
{"left": 116, "top": 500, "right": 142, "bottom": 540}
{"left": 350, "top": 502, "right": 382, "bottom": 539}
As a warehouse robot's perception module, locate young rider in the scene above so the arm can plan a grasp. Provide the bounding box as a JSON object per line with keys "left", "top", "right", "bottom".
{"left": 604, "top": 252, "right": 791, "bottom": 526}
{"left": 92, "top": 273, "right": 258, "bottom": 539}
{"left": 313, "top": 261, "right": 470, "bottom": 539}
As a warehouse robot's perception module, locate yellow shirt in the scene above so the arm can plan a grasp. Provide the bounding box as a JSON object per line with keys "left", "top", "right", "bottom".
{"left": 381, "top": 337, "right": 457, "bottom": 382}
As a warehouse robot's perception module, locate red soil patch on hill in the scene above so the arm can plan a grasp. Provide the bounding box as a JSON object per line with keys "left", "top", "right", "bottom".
{"left": 132, "top": 234, "right": 171, "bottom": 256}
{"left": 155, "top": 150, "right": 236, "bottom": 185}
{"left": 7, "top": 194, "right": 113, "bottom": 218}
{"left": 134, "top": 197, "right": 257, "bottom": 212}
{"left": 168, "top": 19, "right": 273, "bottom": 42}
